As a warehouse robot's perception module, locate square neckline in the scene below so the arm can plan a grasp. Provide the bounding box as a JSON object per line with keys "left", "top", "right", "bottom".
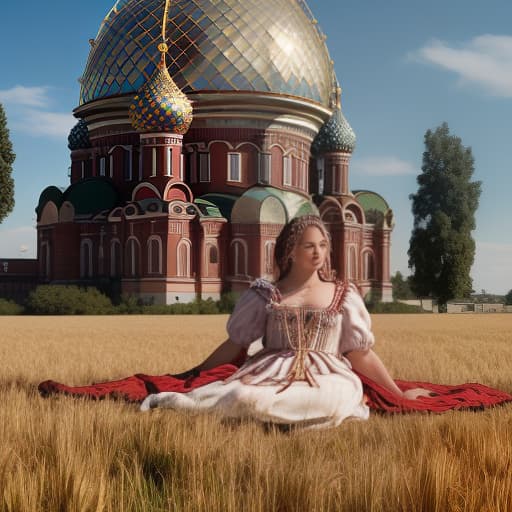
{"left": 271, "top": 280, "right": 345, "bottom": 312}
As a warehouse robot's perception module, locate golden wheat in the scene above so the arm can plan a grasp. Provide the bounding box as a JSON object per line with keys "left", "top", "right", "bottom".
{"left": 1, "top": 314, "right": 512, "bottom": 511}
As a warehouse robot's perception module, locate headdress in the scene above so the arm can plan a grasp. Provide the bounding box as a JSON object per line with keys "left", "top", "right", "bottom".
{"left": 274, "top": 215, "right": 333, "bottom": 281}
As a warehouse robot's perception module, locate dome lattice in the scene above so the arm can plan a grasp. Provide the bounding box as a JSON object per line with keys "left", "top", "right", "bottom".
{"left": 80, "top": 0, "right": 334, "bottom": 107}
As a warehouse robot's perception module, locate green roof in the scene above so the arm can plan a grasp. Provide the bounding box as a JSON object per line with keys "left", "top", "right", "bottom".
{"left": 232, "top": 186, "right": 318, "bottom": 224}
{"left": 353, "top": 190, "right": 389, "bottom": 214}
{"left": 199, "top": 193, "right": 238, "bottom": 220}
{"left": 194, "top": 198, "right": 224, "bottom": 218}
{"left": 63, "top": 178, "right": 119, "bottom": 216}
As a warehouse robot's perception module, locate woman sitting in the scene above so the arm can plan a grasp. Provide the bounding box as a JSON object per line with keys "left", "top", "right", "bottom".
{"left": 140, "top": 215, "right": 430, "bottom": 428}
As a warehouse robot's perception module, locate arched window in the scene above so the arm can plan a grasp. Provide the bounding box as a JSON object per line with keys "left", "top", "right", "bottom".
{"left": 363, "top": 251, "right": 375, "bottom": 280}
{"left": 205, "top": 243, "right": 219, "bottom": 278}
{"left": 264, "top": 241, "right": 275, "bottom": 276}
{"left": 123, "top": 148, "right": 132, "bottom": 181}
{"left": 98, "top": 245, "right": 104, "bottom": 276}
{"left": 110, "top": 239, "right": 122, "bottom": 277}
{"left": 148, "top": 236, "right": 162, "bottom": 274}
{"left": 283, "top": 155, "right": 292, "bottom": 186}
{"left": 166, "top": 147, "right": 173, "bottom": 176}
{"left": 40, "top": 241, "right": 50, "bottom": 279}
{"left": 347, "top": 245, "right": 357, "bottom": 280}
{"left": 177, "top": 239, "right": 191, "bottom": 277}
{"left": 126, "top": 237, "right": 141, "bottom": 277}
{"left": 231, "top": 239, "right": 248, "bottom": 276}
{"left": 80, "top": 239, "right": 93, "bottom": 278}
{"left": 209, "top": 245, "right": 218, "bottom": 264}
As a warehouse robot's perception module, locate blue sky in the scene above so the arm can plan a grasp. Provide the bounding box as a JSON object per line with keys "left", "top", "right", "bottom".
{"left": 1, "top": 1, "right": 511, "bottom": 294}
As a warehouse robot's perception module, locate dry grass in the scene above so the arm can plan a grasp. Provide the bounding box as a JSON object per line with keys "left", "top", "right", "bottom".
{"left": 1, "top": 314, "right": 512, "bottom": 511}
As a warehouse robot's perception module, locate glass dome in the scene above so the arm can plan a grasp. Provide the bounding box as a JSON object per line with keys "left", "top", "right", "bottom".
{"left": 80, "top": 0, "right": 335, "bottom": 107}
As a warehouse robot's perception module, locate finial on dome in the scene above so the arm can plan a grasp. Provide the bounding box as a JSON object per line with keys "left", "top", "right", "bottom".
{"left": 157, "top": 43, "right": 169, "bottom": 69}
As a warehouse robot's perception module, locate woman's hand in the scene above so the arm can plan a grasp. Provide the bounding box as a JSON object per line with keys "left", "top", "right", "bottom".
{"left": 402, "top": 387, "right": 435, "bottom": 400}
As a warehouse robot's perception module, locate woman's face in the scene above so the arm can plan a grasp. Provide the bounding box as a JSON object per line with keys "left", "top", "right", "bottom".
{"left": 291, "top": 226, "right": 329, "bottom": 274}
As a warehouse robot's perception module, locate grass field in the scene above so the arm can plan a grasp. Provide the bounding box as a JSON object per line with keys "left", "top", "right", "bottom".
{"left": 2, "top": 314, "right": 512, "bottom": 511}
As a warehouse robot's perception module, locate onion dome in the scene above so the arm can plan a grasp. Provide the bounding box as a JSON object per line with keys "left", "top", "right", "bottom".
{"left": 311, "top": 108, "right": 356, "bottom": 155}
{"left": 129, "top": 43, "right": 193, "bottom": 134}
{"left": 67, "top": 119, "right": 91, "bottom": 150}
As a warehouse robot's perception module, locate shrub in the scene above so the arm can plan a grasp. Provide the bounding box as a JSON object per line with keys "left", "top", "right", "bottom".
{"left": 25, "top": 285, "right": 113, "bottom": 315}
{"left": 0, "top": 298, "right": 23, "bottom": 315}
{"left": 366, "top": 301, "right": 427, "bottom": 314}
{"left": 115, "top": 294, "right": 145, "bottom": 314}
{"left": 217, "top": 291, "right": 238, "bottom": 314}
{"left": 141, "top": 298, "right": 220, "bottom": 315}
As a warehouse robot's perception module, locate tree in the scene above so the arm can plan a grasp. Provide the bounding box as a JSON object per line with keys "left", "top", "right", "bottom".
{"left": 391, "top": 271, "right": 415, "bottom": 300}
{"left": 0, "top": 102, "right": 15, "bottom": 223}
{"left": 505, "top": 290, "right": 512, "bottom": 306}
{"left": 408, "top": 123, "right": 481, "bottom": 312}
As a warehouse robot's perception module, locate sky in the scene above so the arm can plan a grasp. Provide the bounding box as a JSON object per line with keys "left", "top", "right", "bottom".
{"left": 1, "top": 0, "right": 512, "bottom": 294}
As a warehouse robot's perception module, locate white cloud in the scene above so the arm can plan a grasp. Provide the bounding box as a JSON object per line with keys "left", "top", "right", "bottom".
{"left": 0, "top": 226, "right": 37, "bottom": 258}
{"left": 413, "top": 35, "right": 512, "bottom": 97}
{"left": 472, "top": 241, "right": 512, "bottom": 295}
{"left": 12, "top": 110, "right": 75, "bottom": 138}
{"left": 0, "top": 85, "right": 75, "bottom": 139}
{"left": 351, "top": 156, "right": 417, "bottom": 176}
{"left": 0, "top": 85, "right": 50, "bottom": 108}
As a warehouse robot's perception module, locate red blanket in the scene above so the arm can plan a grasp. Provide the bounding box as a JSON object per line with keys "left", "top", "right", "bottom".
{"left": 38, "top": 365, "right": 512, "bottom": 413}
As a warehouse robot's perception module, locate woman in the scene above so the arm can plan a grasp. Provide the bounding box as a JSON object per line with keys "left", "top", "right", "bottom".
{"left": 140, "top": 215, "right": 430, "bottom": 428}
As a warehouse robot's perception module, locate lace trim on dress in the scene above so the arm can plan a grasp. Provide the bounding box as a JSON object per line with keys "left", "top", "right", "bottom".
{"left": 250, "top": 278, "right": 282, "bottom": 303}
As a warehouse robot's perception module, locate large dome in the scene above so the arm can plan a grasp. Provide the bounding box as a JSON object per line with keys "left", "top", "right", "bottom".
{"left": 79, "top": 0, "right": 335, "bottom": 107}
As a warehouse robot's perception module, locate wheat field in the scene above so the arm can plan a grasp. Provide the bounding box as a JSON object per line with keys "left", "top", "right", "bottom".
{"left": 1, "top": 314, "right": 512, "bottom": 512}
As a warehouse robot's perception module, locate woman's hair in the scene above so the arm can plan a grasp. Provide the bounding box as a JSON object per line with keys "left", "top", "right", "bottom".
{"left": 274, "top": 214, "right": 333, "bottom": 281}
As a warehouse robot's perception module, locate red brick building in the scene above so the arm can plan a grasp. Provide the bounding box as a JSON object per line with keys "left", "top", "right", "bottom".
{"left": 32, "top": 0, "right": 393, "bottom": 304}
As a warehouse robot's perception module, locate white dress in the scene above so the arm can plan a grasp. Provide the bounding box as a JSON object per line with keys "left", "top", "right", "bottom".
{"left": 141, "top": 279, "right": 375, "bottom": 429}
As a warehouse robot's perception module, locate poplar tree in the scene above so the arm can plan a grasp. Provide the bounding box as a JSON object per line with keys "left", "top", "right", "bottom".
{"left": 408, "top": 123, "right": 481, "bottom": 311}
{"left": 0, "top": 102, "right": 15, "bottom": 223}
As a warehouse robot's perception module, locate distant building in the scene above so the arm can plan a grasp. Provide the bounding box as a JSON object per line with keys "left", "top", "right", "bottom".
{"left": 7, "top": 0, "right": 395, "bottom": 304}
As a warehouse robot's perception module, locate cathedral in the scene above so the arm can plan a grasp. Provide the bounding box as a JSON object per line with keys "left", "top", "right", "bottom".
{"left": 35, "top": 0, "right": 394, "bottom": 304}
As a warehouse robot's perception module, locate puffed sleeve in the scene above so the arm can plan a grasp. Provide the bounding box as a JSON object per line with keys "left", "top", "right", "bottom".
{"left": 226, "top": 283, "right": 271, "bottom": 347}
{"left": 339, "top": 283, "right": 375, "bottom": 354}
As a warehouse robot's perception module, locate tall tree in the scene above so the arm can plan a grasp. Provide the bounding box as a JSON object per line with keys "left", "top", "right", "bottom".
{"left": 0, "top": 102, "right": 15, "bottom": 223}
{"left": 408, "top": 123, "right": 481, "bottom": 311}
{"left": 391, "top": 271, "right": 414, "bottom": 300}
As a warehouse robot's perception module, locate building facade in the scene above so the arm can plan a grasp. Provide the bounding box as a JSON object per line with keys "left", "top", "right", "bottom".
{"left": 33, "top": 0, "right": 394, "bottom": 304}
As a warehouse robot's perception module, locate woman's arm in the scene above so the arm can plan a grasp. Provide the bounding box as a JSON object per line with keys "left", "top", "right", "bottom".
{"left": 345, "top": 348, "right": 403, "bottom": 396}
{"left": 171, "top": 339, "right": 244, "bottom": 379}
{"left": 345, "top": 349, "right": 431, "bottom": 400}
{"left": 196, "top": 338, "right": 244, "bottom": 371}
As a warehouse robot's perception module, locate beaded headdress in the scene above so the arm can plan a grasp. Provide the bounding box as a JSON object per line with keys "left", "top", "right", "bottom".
{"left": 274, "top": 215, "right": 333, "bottom": 281}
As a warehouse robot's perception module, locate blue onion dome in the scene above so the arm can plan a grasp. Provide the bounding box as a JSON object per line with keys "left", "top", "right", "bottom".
{"left": 80, "top": 0, "right": 334, "bottom": 107}
{"left": 129, "top": 44, "right": 193, "bottom": 134}
{"left": 311, "top": 107, "right": 356, "bottom": 155}
{"left": 67, "top": 119, "right": 91, "bottom": 150}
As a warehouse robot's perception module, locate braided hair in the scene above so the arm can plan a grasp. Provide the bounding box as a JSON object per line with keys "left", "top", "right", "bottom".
{"left": 274, "top": 215, "right": 333, "bottom": 281}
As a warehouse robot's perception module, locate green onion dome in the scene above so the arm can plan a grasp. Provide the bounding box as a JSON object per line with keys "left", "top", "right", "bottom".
{"left": 311, "top": 108, "right": 356, "bottom": 155}
{"left": 67, "top": 119, "right": 91, "bottom": 150}
{"left": 129, "top": 46, "right": 193, "bottom": 134}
